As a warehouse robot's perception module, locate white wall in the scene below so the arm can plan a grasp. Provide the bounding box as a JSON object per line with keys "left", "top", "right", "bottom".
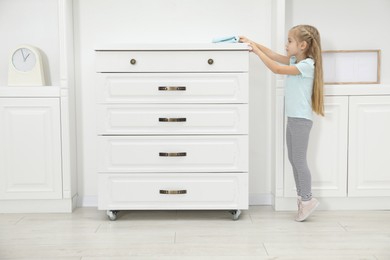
{"left": 0, "top": 0, "right": 60, "bottom": 86}
{"left": 286, "top": 0, "right": 390, "bottom": 84}
{"left": 73, "top": 0, "right": 273, "bottom": 206}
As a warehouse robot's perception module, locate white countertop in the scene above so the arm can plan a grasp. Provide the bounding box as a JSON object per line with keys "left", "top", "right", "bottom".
{"left": 324, "top": 84, "right": 390, "bottom": 95}
{"left": 0, "top": 86, "right": 61, "bottom": 97}
{"left": 277, "top": 84, "right": 390, "bottom": 96}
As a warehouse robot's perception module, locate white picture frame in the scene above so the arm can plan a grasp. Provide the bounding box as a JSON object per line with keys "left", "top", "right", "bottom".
{"left": 322, "top": 50, "right": 381, "bottom": 84}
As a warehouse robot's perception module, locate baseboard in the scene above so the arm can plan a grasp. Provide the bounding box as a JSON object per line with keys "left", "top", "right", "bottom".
{"left": 249, "top": 193, "right": 273, "bottom": 205}
{"left": 0, "top": 197, "right": 77, "bottom": 213}
{"left": 78, "top": 195, "right": 98, "bottom": 207}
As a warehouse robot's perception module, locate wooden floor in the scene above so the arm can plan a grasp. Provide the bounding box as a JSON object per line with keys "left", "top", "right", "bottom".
{"left": 1, "top": 206, "right": 389, "bottom": 259}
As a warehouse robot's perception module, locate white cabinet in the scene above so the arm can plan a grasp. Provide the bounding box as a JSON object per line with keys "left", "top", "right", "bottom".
{"left": 0, "top": 98, "right": 62, "bottom": 200}
{"left": 0, "top": 87, "right": 77, "bottom": 213}
{"left": 95, "top": 44, "right": 249, "bottom": 220}
{"left": 277, "top": 93, "right": 390, "bottom": 210}
{"left": 284, "top": 96, "right": 349, "bottom": 197}
{"left": 348, "top": 96, "right": 390, "bottom": 196}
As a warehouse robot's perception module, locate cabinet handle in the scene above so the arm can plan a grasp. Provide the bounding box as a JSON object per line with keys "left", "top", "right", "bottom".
{"left": 158, "top": 86, "right": 186, "bottom": 91}
{"left": 130, "top": 59, "right": 136, "bottom": 65}
{"left": 159, "top": 152, "right": 187, "bottom": 157}
{"left": 159, "top": 118, "right": 187, "bottom": 122}
{"left": 208, "top": 58, "right": 214, "bottom": 65}
{"left": 160, "top": 189, "right": 187, "bottom": 194}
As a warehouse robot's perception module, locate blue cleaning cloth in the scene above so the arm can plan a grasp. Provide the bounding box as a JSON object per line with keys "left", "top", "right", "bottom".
{"left": 212, "top": 35, "right": 240, "bottom": 43}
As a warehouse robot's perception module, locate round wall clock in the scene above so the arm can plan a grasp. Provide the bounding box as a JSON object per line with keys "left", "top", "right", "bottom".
{"left": 8, "top": 45, "right": 46, "bottom": 86}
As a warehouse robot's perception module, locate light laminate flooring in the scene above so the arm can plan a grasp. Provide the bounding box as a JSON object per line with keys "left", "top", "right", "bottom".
{"left": 1, "top": 206, "right": 389, "bottom": 260}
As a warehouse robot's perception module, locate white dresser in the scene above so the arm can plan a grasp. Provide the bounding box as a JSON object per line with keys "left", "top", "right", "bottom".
{"left": 95, "top": 44, "right": 249, "bottom": 220}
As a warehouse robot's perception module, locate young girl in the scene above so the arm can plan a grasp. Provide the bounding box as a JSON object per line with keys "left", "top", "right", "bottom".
{"left": 240, "top": 25, "right": 324, "bottom": 222}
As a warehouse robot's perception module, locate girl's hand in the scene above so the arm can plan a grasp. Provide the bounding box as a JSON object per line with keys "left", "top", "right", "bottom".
{"left": 239, "top": 36, "right": 259, "bottom": 53}
{"left": 244, "top": 41, "right": 261, "bottom": 54}
{"left": 239, "top": 36, "right": 254, "bottom": 44}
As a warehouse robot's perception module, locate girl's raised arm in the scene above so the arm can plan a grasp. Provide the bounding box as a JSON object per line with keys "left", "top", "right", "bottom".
{"left": 239, "top": 36, "right": 289, "bottom": 65}
{"left": 247, "top": 41, "right": 299, "bottom": 75}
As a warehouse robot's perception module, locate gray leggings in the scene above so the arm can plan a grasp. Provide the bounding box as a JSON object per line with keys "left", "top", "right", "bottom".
{"left": 286, "top": 117, "right": 313, "bottom": 201}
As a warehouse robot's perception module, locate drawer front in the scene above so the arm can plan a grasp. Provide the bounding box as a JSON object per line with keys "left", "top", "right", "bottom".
{"left": 97, "top": 104, "right": 248, "bottom": 135}
{"left": 96, "top": 51, "right": 248, "bottom": 72}
{"left": 98, "top": 173, "right": 248, "bottom": 210}
{"left": 98, "top": 136, "right": 248, "bottom": 172}
{"left": 96, "top": 73, "right": 248, "bottom": 104}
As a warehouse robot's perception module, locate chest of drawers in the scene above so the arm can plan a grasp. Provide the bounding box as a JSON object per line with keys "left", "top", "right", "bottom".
{"left": 95, "top": 44, "right": 249, "bottom": 220}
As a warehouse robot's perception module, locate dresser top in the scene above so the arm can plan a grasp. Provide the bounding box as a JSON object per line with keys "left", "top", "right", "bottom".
{"left": 95, "top": 43, "right": 250, "bottom": 51}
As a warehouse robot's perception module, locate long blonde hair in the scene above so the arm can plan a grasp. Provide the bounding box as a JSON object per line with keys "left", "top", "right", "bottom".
{"left": 291, "top": 25, "right": 324, "bottom": 116}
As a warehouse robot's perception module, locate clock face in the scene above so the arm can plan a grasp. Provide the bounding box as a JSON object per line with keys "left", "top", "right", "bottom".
{"left": 12, "top": 48, "right": 37, "bottom": 72}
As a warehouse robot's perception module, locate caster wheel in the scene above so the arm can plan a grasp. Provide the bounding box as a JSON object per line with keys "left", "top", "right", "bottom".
{"left": 229, "top": 209, "right": 241, "bottom": 221}
{"left": 106, "top": 210, "right": 119, "bottom": 221}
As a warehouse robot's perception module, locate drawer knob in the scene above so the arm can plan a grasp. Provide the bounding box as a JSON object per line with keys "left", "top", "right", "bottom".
{"left": 160, "top": 190, "right": 187, "bottom": 195}
{"left": 159, "top": 152, "right": 187, "bottom": 157}
{"left": 130, "top": 59, "right": 136, "bottom": 65}
{"left": 208, "top": 58, "right": 214, "bottom": 65}
{"left": 158, "top": 86, "right": 186, "bottom": 91}
{"left": 159, "top": 118, "right": 187, "bottom": 122}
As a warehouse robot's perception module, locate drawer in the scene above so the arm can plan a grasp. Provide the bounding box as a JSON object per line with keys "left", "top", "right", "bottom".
{"left": 96, "top": 50, "right": 248, "bottom": 72}
{"left": 98, "top": 173, "right": 248, "bottom": 210}
{"left": 96, "top": 73, "right": 248, "bottom": 104}
{"left": 97, "top": 104, "right": 248, "bottom": 135}
{"left": 98, "top": 136, "right": 248, "bottom": 172}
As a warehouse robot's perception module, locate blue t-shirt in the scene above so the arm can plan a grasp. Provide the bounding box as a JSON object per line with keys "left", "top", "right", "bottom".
{"left": 285, "top": 56, "right": 314, "bottom": 121}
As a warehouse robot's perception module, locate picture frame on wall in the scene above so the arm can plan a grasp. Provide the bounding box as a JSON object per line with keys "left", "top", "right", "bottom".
{"left": 322, "top": 50, "right": 381, "bottom": 84}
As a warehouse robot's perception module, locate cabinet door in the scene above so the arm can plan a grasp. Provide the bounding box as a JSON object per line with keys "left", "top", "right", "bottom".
{"left": 349, "top": 96, "right": 390, "bottom": 196}
{"left": 0, "top": 98, "right": 62, "bottom": 199}
{"left": 284, "top": 96, "right": 349, "bottom": 197}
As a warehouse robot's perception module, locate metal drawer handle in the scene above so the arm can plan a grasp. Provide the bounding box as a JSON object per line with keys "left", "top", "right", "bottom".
{"left": 160, "top": 190, "right": 187, "bottom": 195}
{"left": 208, "top": 58, "right": 214, "bottom": 65}
{"left": 159, "top": 118, "right": 187, "bottom": 122}
{"left": 159, "top": 152, "right": 187, "bottom": 157}
{"left": 158, "top": 86, "right": 186, "bottom": 91}
{"left": 130, "top": 59, "right": 136, "bottom": 65}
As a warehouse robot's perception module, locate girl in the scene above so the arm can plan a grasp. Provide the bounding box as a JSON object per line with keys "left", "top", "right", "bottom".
{"left": 240, "top": 25, "right": 324, "bottom": 222}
